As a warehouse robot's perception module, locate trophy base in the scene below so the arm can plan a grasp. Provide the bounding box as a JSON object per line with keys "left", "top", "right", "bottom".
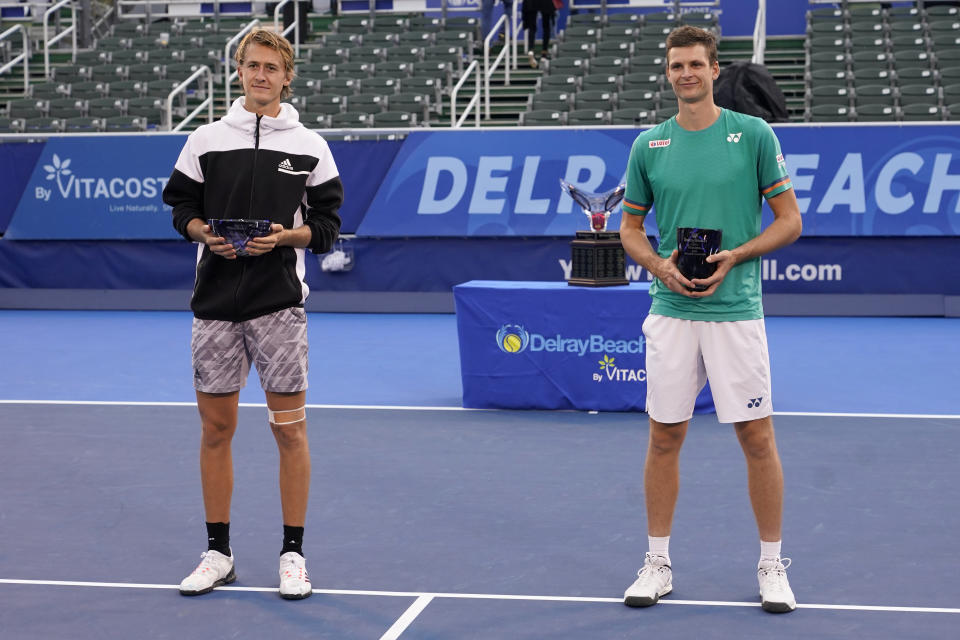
{"left": 569, "top": 231, "right": 629, "bottom": 287}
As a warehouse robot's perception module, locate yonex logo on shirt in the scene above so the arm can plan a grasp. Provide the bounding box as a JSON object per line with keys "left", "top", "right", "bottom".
{"left": 726, "top": 132, "right": 743, "bottom": 143}
{"left": 648, "top": 139, "right": 671, "bottom": 148}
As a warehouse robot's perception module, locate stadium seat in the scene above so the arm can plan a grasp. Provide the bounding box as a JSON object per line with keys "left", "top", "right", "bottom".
{"left": 7, "top": 98, "right": 47, "bottom": 119}
{"left": 854, "top": 84, "right": 895, "bottom": 107}
{"left": 344, "top": 93, "right": 388, "bottom": 115}
{"left": 898, "top": 84, "right": 940, "bottom": 107}
{"left": 545, "top": 57, "right": 588, "bottom": 76}
{"left": 373, "top": 111, "right": 417, "bottom": 127}
{"left": 538, "top": 74, "right": 580, "bottom": 92}
{"left": 519, "top": 109, "right": 565, "bottom": 126}
{"left": 63, "top": 116, "right": 105, "bottom": 132}
{"left": 808, "top": 104, "right": 852, "bottom": 122}
{"left": 567, "top": 108, "right": 609, "bottom": 125}
{"left": 589, "top": 56, "right": 629, "bottom": 76}
{"left": 854, "top": 104, "right": 897, "bottom": 122}
{"left": 575, "top": 89, "right": 616, "bottom": 111}
{"left": 529, "top": 90, "right": 573, "bottom": 111}
{"left": 330, "top": 111, "right": 373, "bottom": 128}
{"left": 48, "top": 97, "right": 86, "bottom": 119}
{"left": 361, "top": 76, "right": 401, "bottom": 95}
{"left": 29, "top": 82, "right": 69, "bottom": 99}
{"left": 87, "top": 97, "right": 127, "bottom": 118}
{"left": 617, "top": 88, "right": 657, "bottom": 110}
{"left": 611, "top": 107, "right": 653, "bottom": 125}
{"left": 900, "top": 103, "right": 943, "bottom": 120}
{"left": 23, "top": 117, "right": 63, "bottom": 133}
{"left": 895, "top": 66, "right": 936, "bottom": 85}
{"left": 809, "top": 84, "right": 852, "bottom": 107}
{"left": 126, "top": 97, "right": 165, "bottom": 126}
{"left": 104, "top": 116, "right": 146, "bottom": 132}
{"left": 580, "top": 73, "right": 622, "bottom": 92}
{"left": 595, "top": 39, "right": 632, "bottom": 57}
{"left": 568, "top": 12, "right": 603, "bottom": 27}
{"left": 0, "top": 117, "right": 24, "bottom": 133}
{"left": 305, "top": 93, "right": 346, "bottom": 115}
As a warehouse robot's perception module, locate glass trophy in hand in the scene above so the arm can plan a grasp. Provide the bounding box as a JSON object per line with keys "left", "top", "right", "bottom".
{"left": 207, "top": 219, "right": 273, "bottom": 257}
{"left": 676, "top": 227, "right": 722, "bottom": 292}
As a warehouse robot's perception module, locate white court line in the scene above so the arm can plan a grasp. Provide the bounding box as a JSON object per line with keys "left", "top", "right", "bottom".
{"left": 0, "top": 399, "right": 474, "bottom": 411}
{"left": 1, "top": 579, "right": 958, "bottom": 614}
{"left": 0, "top": 400, "right": 958, "bottom": 420}
{"left": 379, "top": 594, "right": 434, "bottom": 640}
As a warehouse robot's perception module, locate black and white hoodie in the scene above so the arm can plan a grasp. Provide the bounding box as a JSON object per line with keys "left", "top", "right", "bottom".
{"left": 163, "top": 97, "right": 343, "bottom": 322}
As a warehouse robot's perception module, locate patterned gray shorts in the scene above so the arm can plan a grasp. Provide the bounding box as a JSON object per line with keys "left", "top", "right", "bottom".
{"left": 191, "top": 307, "right": 309, "bottom": 394}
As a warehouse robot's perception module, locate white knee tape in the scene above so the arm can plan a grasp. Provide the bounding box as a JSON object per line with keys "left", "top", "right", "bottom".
{"left": 268, "top": 406, "right": 306, "bottom": 425}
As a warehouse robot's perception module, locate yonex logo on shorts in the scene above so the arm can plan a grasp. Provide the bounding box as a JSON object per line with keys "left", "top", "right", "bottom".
{"left": 747, "top": 397, "right": 763, "bottom": 408}
{"left": 649, "top": 139, "right": 671, "bottom": 148}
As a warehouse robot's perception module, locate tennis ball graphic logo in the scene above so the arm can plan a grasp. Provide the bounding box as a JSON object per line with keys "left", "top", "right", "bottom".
{"left": 496, "top": 324, "right": 530, "bottom": 354}
{"left": 502, "top": 333, "right": 523, "bottom": 352}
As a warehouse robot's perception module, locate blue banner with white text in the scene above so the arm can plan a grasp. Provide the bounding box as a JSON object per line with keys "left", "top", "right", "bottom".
{"left": 357, "top": 125, "right": 960, "bottom": 237}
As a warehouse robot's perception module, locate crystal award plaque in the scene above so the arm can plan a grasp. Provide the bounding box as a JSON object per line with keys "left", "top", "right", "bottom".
{"left": 676, "top": 227, "right": 722, "bottom": 291}
{"left": 208, "top": 219, "right": 273, "bottom": 257}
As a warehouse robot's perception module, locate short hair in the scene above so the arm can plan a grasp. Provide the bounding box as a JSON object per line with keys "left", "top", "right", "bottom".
{"left": 665, "top": 25, "right": 718, "bottom": 66}
{"left": 235, "top": 28, "right": 296, "bottom": 100}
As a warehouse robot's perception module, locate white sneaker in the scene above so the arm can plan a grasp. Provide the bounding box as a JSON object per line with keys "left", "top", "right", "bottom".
{"left": 279, "top": 552, "right": 312, "bottom": 600}
{"left": 758, "top": 557, "right": 797, "bottom": 613}
{"left": 624, "top": 553, "right": 672, "bottom": 607}
{"left": 179, "top": 549, "right": 236, "bottom": 596}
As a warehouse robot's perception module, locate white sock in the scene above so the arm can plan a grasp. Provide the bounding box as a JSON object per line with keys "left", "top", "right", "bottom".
{"left": 760, "top": 539, "right": 782, "bottom": 562}
{"left": 649, "top": 535, "right": 670, "bottom": 562}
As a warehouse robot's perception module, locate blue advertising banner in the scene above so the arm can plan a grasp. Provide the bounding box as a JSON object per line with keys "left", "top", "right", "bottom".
{"left": 4, "top": 136, "right": 183, "bottom": 240}
{"left": 357, "top": 125, "right": 960, "bottom": 238}
{"left": 454, "top": 280, "right": 714, "bottom": 412}
{"left": 358, "top": 129, "right": 639, "bottom": 237}
{"left": 1, "top": 135, "right": 401, "bottom": 239}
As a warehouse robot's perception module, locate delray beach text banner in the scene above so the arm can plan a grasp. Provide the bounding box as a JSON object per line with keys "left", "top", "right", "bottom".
{"left": 357, "top": 125, "right": 960, "bottom": 237}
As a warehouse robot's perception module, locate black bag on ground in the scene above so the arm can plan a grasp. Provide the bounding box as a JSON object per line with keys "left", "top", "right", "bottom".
{"left": 713, "top": 60, "right": 789, "bottom": 123}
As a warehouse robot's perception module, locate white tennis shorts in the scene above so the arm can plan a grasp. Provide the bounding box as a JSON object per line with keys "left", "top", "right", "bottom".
{"left": 643, "top": 313, "right": 773, "bottom": 424}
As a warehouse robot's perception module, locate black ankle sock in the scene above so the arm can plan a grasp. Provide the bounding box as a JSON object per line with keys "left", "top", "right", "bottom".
{"left": 206, "top": 521, "right": 231, "bottom": 556}
{"left": 282, "top": 525, "right": 304, "bottom": 557}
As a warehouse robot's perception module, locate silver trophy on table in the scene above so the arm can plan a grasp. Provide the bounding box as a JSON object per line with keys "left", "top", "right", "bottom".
{"left": 560, "top": 179, "right": 629, "bottom": 287}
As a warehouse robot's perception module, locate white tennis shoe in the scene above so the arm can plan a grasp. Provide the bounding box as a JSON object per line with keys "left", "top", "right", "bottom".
{"left": 179, "top": 549, "right": 236, "bottom": 596}
{"left": 279, "top": 552, "right": 312, "bottom": 600}
{"left": 758, "top": 557, "right": 796, "bottom": 613}
{"left": 624, "top": 553, "right": 672, "bottom": 607}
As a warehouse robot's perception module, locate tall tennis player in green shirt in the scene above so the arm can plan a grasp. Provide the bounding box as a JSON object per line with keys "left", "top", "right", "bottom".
{"left": 620, "top": 26, "right": 803, "bottom": 613}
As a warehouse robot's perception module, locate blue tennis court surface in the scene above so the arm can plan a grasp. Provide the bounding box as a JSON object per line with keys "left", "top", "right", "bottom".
{"left": 0, "top": 311, "right": 958, "bottom": 638}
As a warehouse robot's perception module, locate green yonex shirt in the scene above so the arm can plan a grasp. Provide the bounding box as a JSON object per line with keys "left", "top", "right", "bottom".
{"left": 623, "top": 108, "right": 792, "bottom": 321}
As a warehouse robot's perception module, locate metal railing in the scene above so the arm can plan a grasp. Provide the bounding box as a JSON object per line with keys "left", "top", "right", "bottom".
{"left": 43, "top": 0, "right": 77, "bottom": 78}
{"left": 751, "top": 0, "right": 766, "bottom": 65}
{"left": 484, "top": 14, "right": 511, "bottom": 119}
{"left": 451, "top": 59, "right": 481, "bottom": 128}
{"left": 0, "top": 24, "right": 29, "bottom": 93}
{"left": 166, "top": 64, "right": 215, "bottom": 132}
{"left": 273, "top": 0, "right": 300, "bottom": 60}
{"left": 224, "top": 18, "right": 262, "bottom": 110}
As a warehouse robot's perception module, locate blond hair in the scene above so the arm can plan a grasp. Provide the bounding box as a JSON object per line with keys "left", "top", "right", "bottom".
{"left": 235, "top": 28, "right": 296, "bottom": 100}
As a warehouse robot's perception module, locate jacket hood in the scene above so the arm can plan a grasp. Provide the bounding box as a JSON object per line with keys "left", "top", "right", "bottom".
{"left": 221, "top": 97, "right": 301, "bottom": 135}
